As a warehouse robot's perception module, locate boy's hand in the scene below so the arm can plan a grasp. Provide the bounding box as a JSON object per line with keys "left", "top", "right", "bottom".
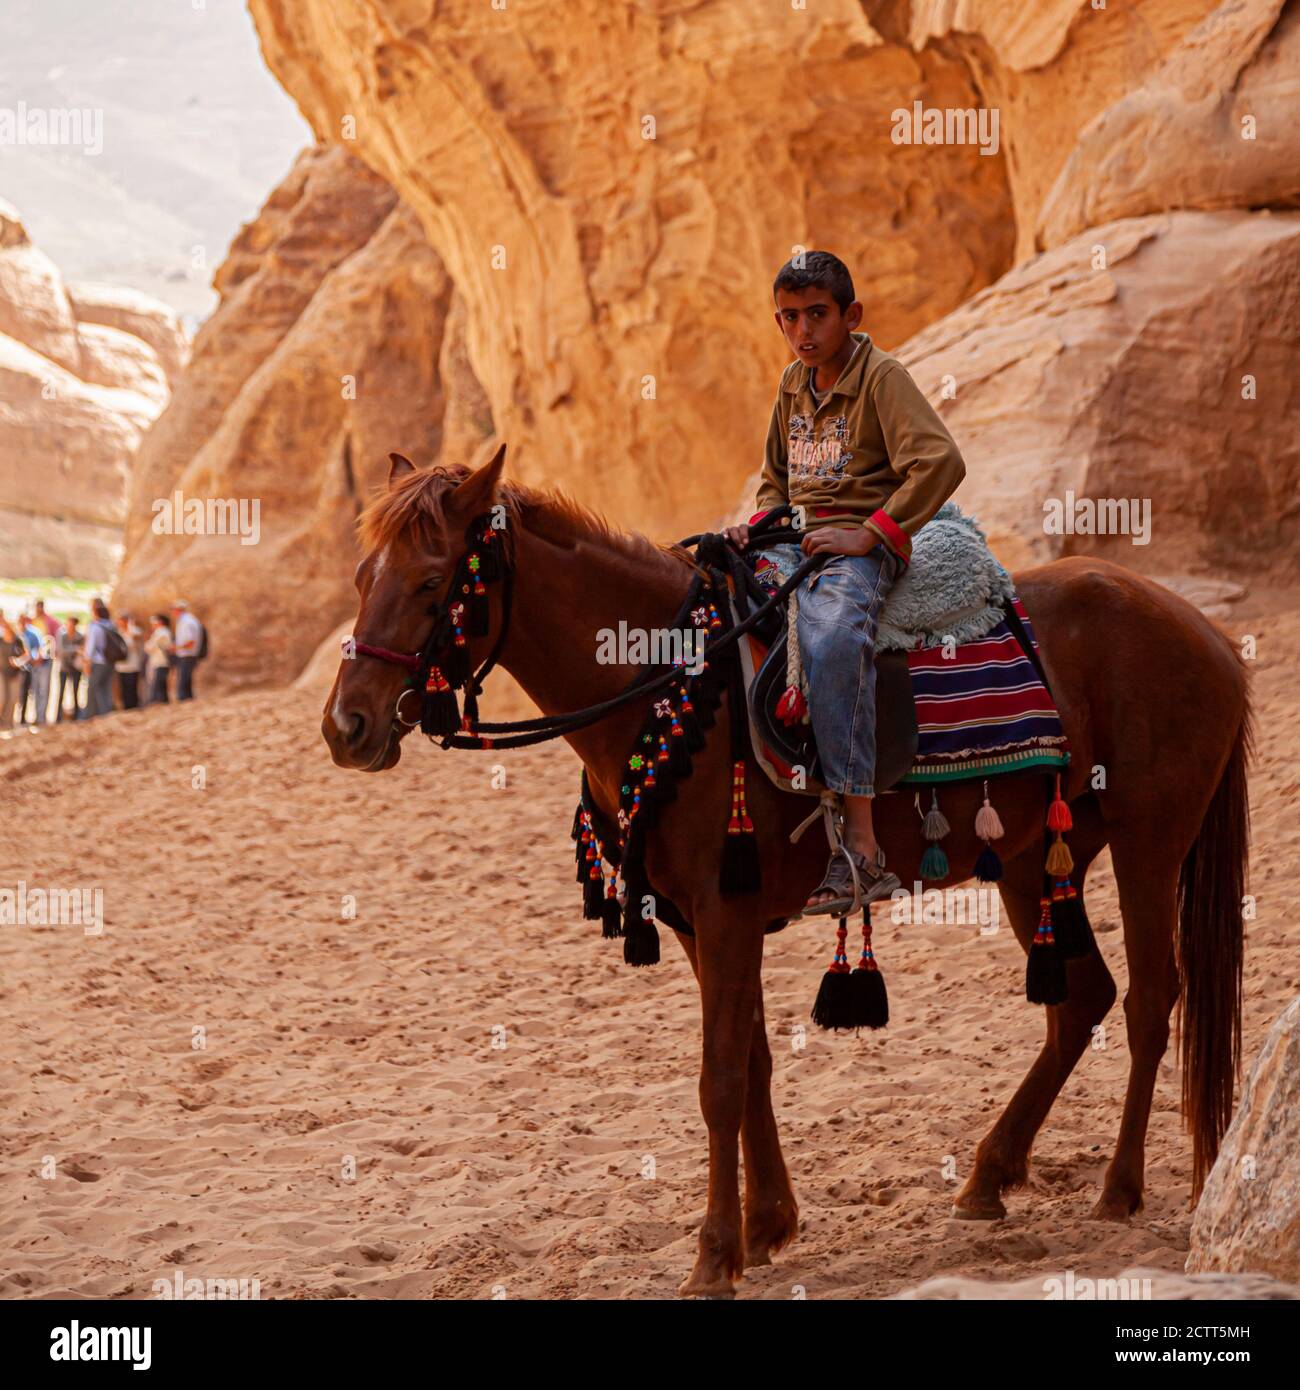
{"left": 800, "top": 525, "right": 880, "bottom": 557}
{"left": 723, "top": 524, "right": 750, "bottom": 550}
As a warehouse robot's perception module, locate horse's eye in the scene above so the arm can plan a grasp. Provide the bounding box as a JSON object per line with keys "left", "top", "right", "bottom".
{"left": 421, "top": 576, "right": 443, "bottom": 592}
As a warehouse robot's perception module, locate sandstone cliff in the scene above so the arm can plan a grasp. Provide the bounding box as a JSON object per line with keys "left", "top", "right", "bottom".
{"left": 114, "top": 0, "right": 1300, "bottom": 685}
{"left": 113, "top": 146, "right": 494, "bottom": 689}
{"left": 0, "top": 199, "right": 186, "bottom": 579}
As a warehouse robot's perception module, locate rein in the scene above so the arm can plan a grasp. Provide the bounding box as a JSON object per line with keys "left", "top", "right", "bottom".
{"left": 352, "top": 505, "right": 825, "bottom": 751}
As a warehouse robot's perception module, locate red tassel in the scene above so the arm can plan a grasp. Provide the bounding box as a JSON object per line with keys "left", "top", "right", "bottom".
{"left": 1047, "top": 773, "right": 1072, "bottom": 831}
{"left": 775, "top": 684, "right": 806, "bottom": 725}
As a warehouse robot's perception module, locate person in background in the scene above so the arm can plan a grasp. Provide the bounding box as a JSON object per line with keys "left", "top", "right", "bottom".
{"left": 115, "top": 612, "right": 144, "bottom": 710}
{"left": 34, "top": 599, "right": 59, "bottom": 644}
{"left": 171, "top": 600, "right": 202, "bottom": 702}
{"left": 21, "top": 611, "right": 51, "bottom": 725}
{"left": 144, "top": 612, "right": 173, "bottom": 704}
{"left": 0, "top": 617, "right": 24, "bottom": 730}
{"left": 56, "top": 616, "right": 84, "bottom": 720}
{"left": 14, "top": 613, "right": 33, "bottom": 723}
{"left": 82, "top": 599, "right": 117, "bottom": 719}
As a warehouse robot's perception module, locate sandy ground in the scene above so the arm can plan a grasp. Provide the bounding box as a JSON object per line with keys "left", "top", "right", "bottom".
{"left": 1, "top": 603, "right": 1296, "bottom": 1301}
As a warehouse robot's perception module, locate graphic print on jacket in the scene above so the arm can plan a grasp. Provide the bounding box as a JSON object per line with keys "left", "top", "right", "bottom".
{"left": 788, "top": 413, "right": 853, "bottom": 485}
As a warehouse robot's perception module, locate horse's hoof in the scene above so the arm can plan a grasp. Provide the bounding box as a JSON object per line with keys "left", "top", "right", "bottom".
{"left": 743, "top": 1246, "right": 774, "bottom": 1269}
{"left": 677, "top": 1279, "right": 738, "bottom": 1299}
{"left": 1089, "top": 1194, "right": 1138, "bottom": 1222}
{"left": 950, "top": 1196, "right": 1007, "bottom": 1221}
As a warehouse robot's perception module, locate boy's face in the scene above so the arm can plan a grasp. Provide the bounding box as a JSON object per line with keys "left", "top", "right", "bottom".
{"left": 774, "top": 286, "right": 862, "bottom": 367}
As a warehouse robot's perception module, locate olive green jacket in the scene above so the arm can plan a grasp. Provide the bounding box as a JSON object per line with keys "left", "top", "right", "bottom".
{"left": 753, "top": 331, "right": 966, "bottom": 563}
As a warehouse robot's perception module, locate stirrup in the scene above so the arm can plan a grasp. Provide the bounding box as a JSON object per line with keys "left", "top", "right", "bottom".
{"left": 803, "top": 844, "right": 899, "bottom": 916}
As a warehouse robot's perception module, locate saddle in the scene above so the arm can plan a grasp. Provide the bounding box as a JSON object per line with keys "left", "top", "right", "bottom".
{"left": 736, "top": 501, "right": 1015, "bottom": 797}
{"left": 740, "top": 625, "right": 917, "bottom": 795}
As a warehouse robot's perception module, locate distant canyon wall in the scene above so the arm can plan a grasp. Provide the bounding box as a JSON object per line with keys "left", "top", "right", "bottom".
{"left": 0, "top": 199, "right": 186, "bottom": 580}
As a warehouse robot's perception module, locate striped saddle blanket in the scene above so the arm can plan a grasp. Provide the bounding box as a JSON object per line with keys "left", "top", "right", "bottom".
{"left": 738, "top": 592, "right": 1069, "bottom": 793}
{"left": 900, "top": 597, "right": 1069, "bottom": 784}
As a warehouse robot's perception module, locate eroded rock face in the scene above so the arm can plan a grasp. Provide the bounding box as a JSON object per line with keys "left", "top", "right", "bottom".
{"left": 0, "top": 199, "right": 180, "bottom": 579}
{"left": 116, "top": 0, "right": 1300, "bottom": 686}
{"left": 896, "top": 209, "right": 1300, "bottom": 576}
{"left": 1186, "top": 997, "right": 1300, "bottom": 1283}
{"left": 66, "top": 284, "right": 189, "bottom": 384}
{"left": 890, "top": 1, "right": 1227, "bottom": 254}
{"left": 113, "top": 147, "right": 494, "bottom": 690}
{"left": 245, "top": 0, "right": 1015, "bottom": 534}
{"left": 1036, "top": 0, "right": 1300, "bottom": 250}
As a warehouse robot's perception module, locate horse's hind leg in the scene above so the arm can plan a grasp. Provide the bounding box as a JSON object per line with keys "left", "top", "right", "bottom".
{"left": 953, "top": 810, "right": 1116, "bottom": 1219}
{"left": 673, "top": 929, "right": 798, "bottom": 1271}
{"left": 1091, "top": 838, "right": 1180, "bottom": 1220}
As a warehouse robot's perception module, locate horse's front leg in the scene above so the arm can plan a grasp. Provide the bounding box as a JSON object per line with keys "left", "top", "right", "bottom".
{"left": 673, "top": 930, "right": 799, "bottom": 1270}
{"left": 678, "top": 899, "right": 766, "bottom": 1298}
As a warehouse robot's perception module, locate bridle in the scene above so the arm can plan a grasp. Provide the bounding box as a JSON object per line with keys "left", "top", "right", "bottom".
{"left": 349, "top": 505, "right": 828, "bottom": 753}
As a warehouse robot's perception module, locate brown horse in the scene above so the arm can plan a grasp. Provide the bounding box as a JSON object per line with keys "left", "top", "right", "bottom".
{"left": 322, "top": 446, "right": 1251, "bottom": 1298}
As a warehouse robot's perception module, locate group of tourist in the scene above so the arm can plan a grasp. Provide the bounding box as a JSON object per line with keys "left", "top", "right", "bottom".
{"left": 0, "top": 598, "right": 206, "bottom": 730}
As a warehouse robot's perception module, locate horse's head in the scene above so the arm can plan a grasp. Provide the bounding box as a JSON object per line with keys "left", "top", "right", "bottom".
{"left": 322, "top": 442, "right": 507, "bottom": 771}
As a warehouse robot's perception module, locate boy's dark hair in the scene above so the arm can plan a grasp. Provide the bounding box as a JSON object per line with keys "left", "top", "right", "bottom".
{"left": 773, "top": 251, "right": 855, "bottom": 312}
{"left": 93, "top": 598, "right": 109, "bottom": 620}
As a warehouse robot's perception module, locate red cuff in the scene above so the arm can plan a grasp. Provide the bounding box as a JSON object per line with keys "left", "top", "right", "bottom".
{"left": 866, "top": 509, "right": 911, "bottom": 565}
{"left": 748, "top": 510, "right": 771, "bottom": 525}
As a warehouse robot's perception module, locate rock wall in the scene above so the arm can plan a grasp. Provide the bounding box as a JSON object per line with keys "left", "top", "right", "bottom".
{"left": 1187, "top": 997, "right": 1300, "bottom": 1282}
{"left": 113, "top": 146, "right": 494, "bottom": 690}
{"left": 114, "top": 0, "right": 1300, "bottom": 684}
{"left": 0, "top": 199, "right": 186, "bottom": 579}
{"left": 246, "top": 0, "right": 1016, "bottom": 531}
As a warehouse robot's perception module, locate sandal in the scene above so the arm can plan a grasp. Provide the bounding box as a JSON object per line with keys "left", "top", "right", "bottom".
{"left": 803, "top": 845, "right": 901, "bottom": 916}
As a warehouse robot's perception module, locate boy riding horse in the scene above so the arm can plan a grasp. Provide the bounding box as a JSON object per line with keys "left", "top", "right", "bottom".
{"left": 725, "top": 251, "right": 967, "bottom": 915}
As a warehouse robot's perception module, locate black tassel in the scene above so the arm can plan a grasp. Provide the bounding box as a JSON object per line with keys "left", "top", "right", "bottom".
{"left": 570, "top": 804, "right": 584, "bottom": 840}
{"left": 1026, "top": 934, "right": 1068, "bottom": 1006}
{"left": 475, "top": 530, "right": 503, "bottom": 582}
{"left": 1052, "top": 887, "right": 1095, "bottom": 960}
{"left": 974, "top": 845, "right": 1003, "bottom": 882}
{"left": 811, "top": 968, "right": 858, "bottom": 1031}
{"left": 668, "top": 730, "right": 692, "bottom": 778}
{"left": 601, "top": 891, "right": 623, "bottom": 940}
{"left": 849, "top": 964, "right": 889, "bottom": 1029}
{"left": 420, "top": 678, "right": 460, "bottom": 737}
{"left": 443, "top": 638, "right": 471, "bottom": 689}
{"left": 623, "top": 915, "right": 660, "bottom": 967}
{"left": 647, "top": 773, "right": 677, "bottom": 808}
{"left": 679, "top": 700, "right": 705, "bottom": 752}
{"left": 582, "top": 871, "right": 604, "bottom": 920}
{"left": 620, "top": 880, "right": 660, "bottom": 965}
{"left": 468, "top": 582, "right": 491, "bottom": 638}
{"left": 719, "top": 829, "right": 761, "bottom": 894}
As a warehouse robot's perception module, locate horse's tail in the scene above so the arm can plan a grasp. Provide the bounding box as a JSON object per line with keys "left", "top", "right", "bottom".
{"left": 1177, "top": 692, "right": 1252, "bottom": 1200}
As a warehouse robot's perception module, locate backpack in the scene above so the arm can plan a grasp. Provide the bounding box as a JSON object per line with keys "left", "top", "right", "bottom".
{"left": 196, "top": 622, "right": 209, "bottom": 661}
{"left": 101, "top": 621, "right": 129, "bottom": 665}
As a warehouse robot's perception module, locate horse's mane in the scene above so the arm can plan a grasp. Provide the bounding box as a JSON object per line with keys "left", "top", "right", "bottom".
{"left": 358, "top": 464, "right": 698, "bottom": 573}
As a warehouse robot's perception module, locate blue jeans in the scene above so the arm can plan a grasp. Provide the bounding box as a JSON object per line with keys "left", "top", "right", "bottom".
{"left": 765, "top": 540, "right": 901, "bottom": 797}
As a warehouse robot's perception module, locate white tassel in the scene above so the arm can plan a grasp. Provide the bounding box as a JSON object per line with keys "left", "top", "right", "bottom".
{"left": 974, "top": 779, "right": 1004, "bottom": 841}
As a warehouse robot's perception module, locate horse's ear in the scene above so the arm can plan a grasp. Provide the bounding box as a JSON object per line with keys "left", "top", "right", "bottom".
{"left": 451, "top": 442, "right": 507, "bottom": 517}
{"left": 388, "top": 452, "right": 416, "bottom": 486}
